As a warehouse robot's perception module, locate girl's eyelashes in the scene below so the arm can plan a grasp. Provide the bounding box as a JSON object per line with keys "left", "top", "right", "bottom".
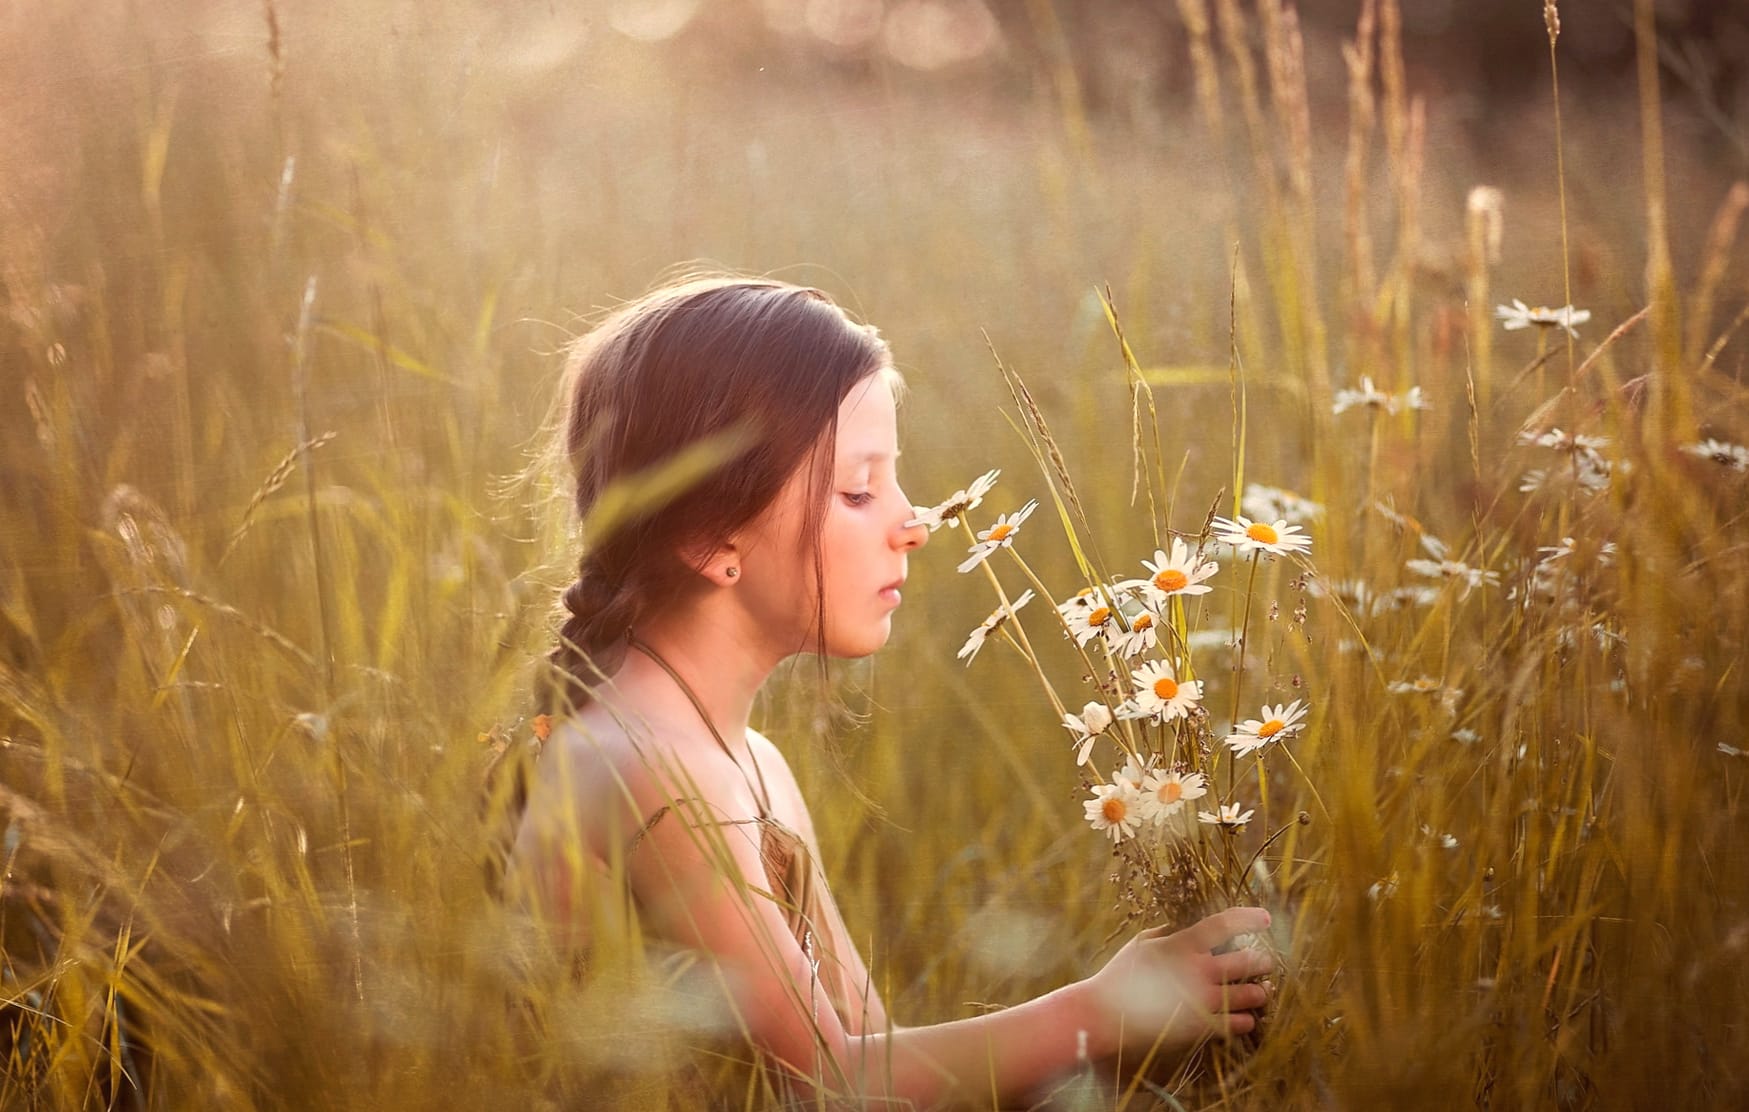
{"left": 841, "top": 491, "right": 875, "bottom": 507}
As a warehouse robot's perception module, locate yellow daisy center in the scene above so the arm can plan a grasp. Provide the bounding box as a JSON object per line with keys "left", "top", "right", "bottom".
{"left": 1101, "top": 797, "right": 1128, "bottom": 824}
{"left": 1153, "top": 676, "right": 1179, "bottom": 701}
{"left": 1258, "top": 718, "right": 1285, "bottom": 738}
{"left": 1245, "top": 522, "right": 1280, "bottom": 545}
{"left": 1156, "top": 780, "right": 1183, "bottom": 804}
{"left": 1154, "top": 568, "right": 1189, "bottom": 592}
{"left": 987, "top": 523, "right": 1015, "bottom": 542}
{"left": 1133, "top": 613, "right": 1153, "bottom": 631}
{"left": 1087, "top": 606, "right": 1111, "bottom": 626}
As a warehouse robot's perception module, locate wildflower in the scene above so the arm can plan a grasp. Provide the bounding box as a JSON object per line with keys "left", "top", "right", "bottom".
{"left": 1519, "top": 461, "right": 1611, "bottom": 496}
{"left": 1211, "top": 514, "right": 1312, "bottom": 558}
{"left": 1241, "top": 483, "right": 1324, "bottom": 526}
{"left": 1545, "top": 537, "right": 1616, "bottom": 566}
{"left": 1366, "top": 872, "right": 1401, "bottom": 901}
{"left": 1387, "top": 676, "right": 1444, "bottom": 695}
{"left": 1062, "top": 700, "right": 1114, "bottom": 766}
{"left": 1405, "top": 536, "right": 1499, "bottom": 597}
{"left": 1115, "top": 754, "right": 1151, "bottom": 790}
{"left": 1198, "top": 802, "right": 1255, "bottom": 830}
{"left": 1061, "top": 590, "right": 1119, "bottom": 647}
{"left": 1681, "top": 438, "right": 1749, "bottom": 472}
{"left": 1120, "top": 660, "right": 1203, "bottom": 723}
{"left": 1104, "top": 605, "right": 1160, "bottom": 658}
{"left": 1084, "top": 778, "right": 1145, "bottom": 843}
{"left": 1373, "top": 585, "right": 1439, "bottom": 614}
{"left": 1420, "top": 824, "right": 1459, "bottom": 849}
{"left": 906, "top": 468, "right": 999, "bottom": 531}
{"left": 1370, "top": 497, "right": 1412, "bottom": 531}
{"left": 1225, "top": 699, "right": 1310, "bottom": 758}
{"left": 1495, "top": 298, "right": 1591, "bottom": 338}
{"left": 531, "top": 714, "right": 553, "bottom": 743}
{"left": 1388, "top": 678, "right": 1463, "bottom": 712}
{"left": 957, "top": 500, "right": 1039, "bottom": 573}
{"left": 1332, "top": 377, "right": 1432, "bottom": 417}
{"left": 1134, "top": 538, "right": 1219, "bottom": 605}
{"left": 956, "top": 589, "right": 1035, "bottom": 664}
{"left": 1520, "top": 427, "right": 1609, "bottom": 454}
{"left": 1139, "top": 768, "right": 1208, "bottom": 825}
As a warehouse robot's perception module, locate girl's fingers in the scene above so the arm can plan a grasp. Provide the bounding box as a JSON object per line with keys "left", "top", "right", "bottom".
{"left": 1212, "top": 946, "right": 1276, "bottom": 982}
{"left": 1212, "top": 1009, "right": 1258, "bottom": 1039}
{"left": 1213, "top": 981, "right": 1269, "bottom": 1012}
{"left": 1184, "top": 906, "right": 1271, "bottom": 952}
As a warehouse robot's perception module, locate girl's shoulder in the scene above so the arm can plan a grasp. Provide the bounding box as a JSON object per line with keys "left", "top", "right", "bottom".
{"left": 742, "top": 728, "right": 816, "bottom": 841}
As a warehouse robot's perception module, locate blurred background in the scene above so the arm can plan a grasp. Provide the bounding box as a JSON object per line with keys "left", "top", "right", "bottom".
{"left": 3, "top": 1, "right": 1747, "bottom": 1107}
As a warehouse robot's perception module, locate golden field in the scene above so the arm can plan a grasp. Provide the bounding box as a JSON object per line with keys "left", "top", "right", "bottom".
{"left": 2, "top": 1, "right": 1746, "bottom": 1107}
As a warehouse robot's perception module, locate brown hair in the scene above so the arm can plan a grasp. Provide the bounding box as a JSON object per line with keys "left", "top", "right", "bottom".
{"left": 537, "top": 274, "right": 893, "bottom": 715}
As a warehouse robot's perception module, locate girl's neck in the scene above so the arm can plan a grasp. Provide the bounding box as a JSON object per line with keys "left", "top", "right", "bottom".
{"left": 614, "top": 615, "right": 781, "bottom": 755}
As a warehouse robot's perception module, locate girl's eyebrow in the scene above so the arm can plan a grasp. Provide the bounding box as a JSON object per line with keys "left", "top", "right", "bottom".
{"left": 840, "top": 449, "right": 899, "bottom": 466}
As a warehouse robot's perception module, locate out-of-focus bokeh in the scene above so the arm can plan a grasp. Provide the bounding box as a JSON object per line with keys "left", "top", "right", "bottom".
{"left": 3, "top": 1, "right": 1747, "bottom": 1107}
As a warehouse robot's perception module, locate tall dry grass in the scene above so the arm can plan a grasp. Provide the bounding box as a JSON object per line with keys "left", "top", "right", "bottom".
{"left": 2, "top": 0, "right": 1746, "bottom": 1108}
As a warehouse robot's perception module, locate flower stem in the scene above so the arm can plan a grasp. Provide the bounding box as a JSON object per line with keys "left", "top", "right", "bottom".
{"left": 959, "top": 521, "right": 1069, "bottom": 727}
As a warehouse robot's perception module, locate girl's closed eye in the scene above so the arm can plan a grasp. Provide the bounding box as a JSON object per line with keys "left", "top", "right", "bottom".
{"left": 842, "top": 491, "right": 876, "bottom": 507}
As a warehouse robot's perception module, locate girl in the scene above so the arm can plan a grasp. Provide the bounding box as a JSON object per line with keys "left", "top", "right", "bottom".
{"left": 505, "top": 274, "right": 1272, "bottom": 1106}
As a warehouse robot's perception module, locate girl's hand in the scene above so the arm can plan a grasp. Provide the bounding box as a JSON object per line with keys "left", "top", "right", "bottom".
{"left": 1075, "top": 906, "right": 1276, "bottom": 1059}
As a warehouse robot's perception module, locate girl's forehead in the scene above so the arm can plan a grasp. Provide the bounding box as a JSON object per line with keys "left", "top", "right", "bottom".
{"left": 836, "top": 376, "right": 898, "bottom": 454}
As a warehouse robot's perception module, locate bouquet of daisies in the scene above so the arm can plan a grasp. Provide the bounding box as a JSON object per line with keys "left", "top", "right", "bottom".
{"left": 908, "top": 356, "right": 1319, "bottom": 936}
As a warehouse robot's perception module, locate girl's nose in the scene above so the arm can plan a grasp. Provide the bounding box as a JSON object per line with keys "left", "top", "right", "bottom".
{"left": 895, "top": 487, "right": 929, "bottom": 549}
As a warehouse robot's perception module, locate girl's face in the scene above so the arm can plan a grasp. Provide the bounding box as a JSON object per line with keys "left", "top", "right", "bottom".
{"left": 736, "top": 372, "right": 928, "bottom": 659}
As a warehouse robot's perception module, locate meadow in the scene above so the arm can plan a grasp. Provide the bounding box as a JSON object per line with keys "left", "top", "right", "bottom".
{"left": 2, "top": 0, "right": 1747, "bottom": 1108}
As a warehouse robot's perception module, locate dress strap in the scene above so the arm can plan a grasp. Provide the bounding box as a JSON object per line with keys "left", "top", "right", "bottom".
{"left": 628, "top": 636, "right": 776, "bottom": 819}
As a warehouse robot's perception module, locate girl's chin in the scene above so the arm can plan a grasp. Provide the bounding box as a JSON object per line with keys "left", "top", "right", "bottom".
{"left": 824, "top": 619, "right": 893, "bottom": 659}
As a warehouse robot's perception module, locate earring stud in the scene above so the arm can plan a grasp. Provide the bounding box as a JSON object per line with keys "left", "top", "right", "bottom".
{"left": 725, "top": 567, "right": 739, "bottom": 579}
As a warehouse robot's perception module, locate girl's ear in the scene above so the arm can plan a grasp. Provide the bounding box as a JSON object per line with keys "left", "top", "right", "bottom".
{"left": 681, "top": 540, "right": 742, "bottom": 587}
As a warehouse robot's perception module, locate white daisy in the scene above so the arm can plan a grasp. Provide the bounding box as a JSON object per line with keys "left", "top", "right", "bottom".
{"left": 1225, "top": 699, "right": 1309, "bottom": 758}
{"left": 1495, "top": 299, "right": 1591, "bottom": 338}
{"left": 906, "top": 468, "right": 1000, "bottom": 531}
{"left": 1136, "top": 538, "right": 1219, "bottom": 605}
{"left": 1241, "top": 483, "right": 1325, "bottom": 526}
{"left": 1535, "top": 536, "right": 1617, "bottom": 569}
{"left": 1519, "top": 462, "right": 1610, "bottom": 497}
{"left": 1387, "top": 676, "right": 1449, "bottom": 695}
{"left": 957, "top": 500, "right": 1039, "bottom": 573}
{"left": 1115, "top": 754, "right": 1151, "bottom": 790}
{"left": 1060, "top": 589, "right": 1119, "bottom": 647}
{"left": 1120, "top": 660, "right": 1203, "bottom": 723}
{"left": 1084, "top": 778, "right": 1145, "bottom": 844}
{"left": 1211, "top": 514, "right": 1312, "bottom": 558}
{"left": 1681, "top": 438, "right": 1749, "bottom": 472}
{"left": 1103, "top": 604, "right": 1161, "bottom": 659}
{"left": 1404, "top": 535, "right": 1499, "bottom": 597}
{"left": 1061, "top": 700, "right": 1114, "bottom": 766}
{"left": 1198, "top": 802, "right": 1255, "bottom": 830}
{"left": 1519, "top": 427, "right": 1610, "bottom": 454}
{"left": 1138, "top": 768, "right": 1208, "bottom": 825}
{"left": 1331, "top": 376, "right": 1392, "bottom": 415}
{"left": 955, "top": 589, "right": 1035, "bottom": 664}
{"left": 1331, "top": 377, "right": 1429, "bottom": 417}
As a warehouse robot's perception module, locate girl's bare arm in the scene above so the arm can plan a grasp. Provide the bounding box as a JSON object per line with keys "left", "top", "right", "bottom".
{"left": 621, "top": 768, "right": 1271, "bottom": 1106}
